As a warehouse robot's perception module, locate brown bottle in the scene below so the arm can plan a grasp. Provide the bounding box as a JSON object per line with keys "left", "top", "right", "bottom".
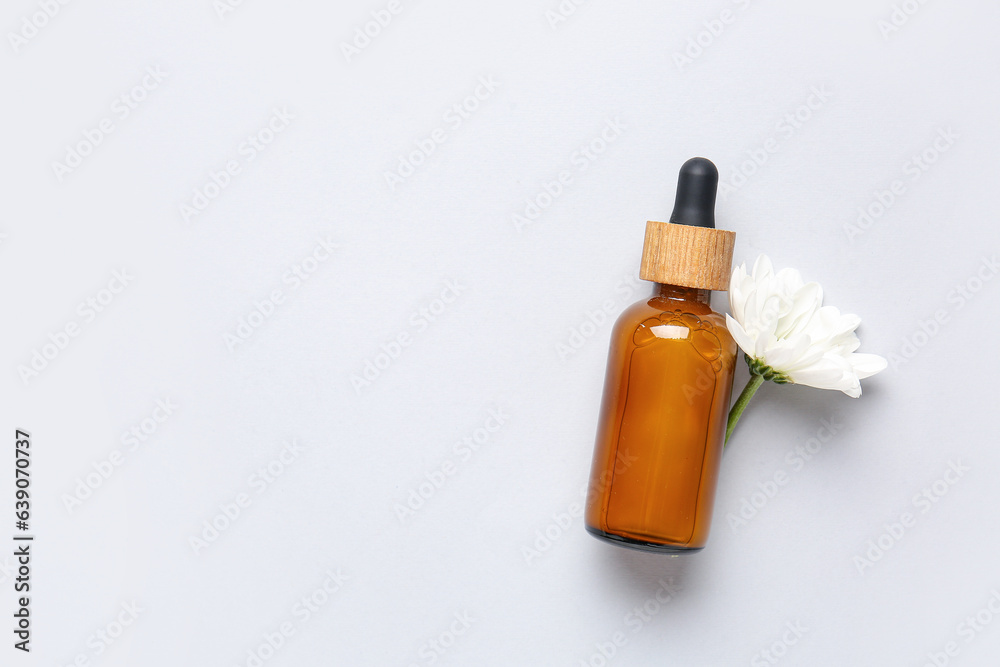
{"left": 585, "top": 158, "right": 737, "bottom": 553}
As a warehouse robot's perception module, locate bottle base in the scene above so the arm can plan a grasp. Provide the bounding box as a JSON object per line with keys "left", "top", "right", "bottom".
{"left": 585, "top": 525, "right": 703, "bottom": 555}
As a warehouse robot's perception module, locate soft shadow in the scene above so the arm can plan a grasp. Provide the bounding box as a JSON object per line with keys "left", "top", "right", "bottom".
{"left": 595, "top": 542, "right": 704, "bottom": 602}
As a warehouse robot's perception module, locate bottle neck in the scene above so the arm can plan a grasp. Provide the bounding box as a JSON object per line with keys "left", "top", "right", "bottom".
{"left": 652, "top": 282, "right": 711, "bottom": 305}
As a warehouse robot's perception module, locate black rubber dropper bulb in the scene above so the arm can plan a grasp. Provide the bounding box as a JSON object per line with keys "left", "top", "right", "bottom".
{"left": 669, "top": 157, "right": 718, "bottom": 229}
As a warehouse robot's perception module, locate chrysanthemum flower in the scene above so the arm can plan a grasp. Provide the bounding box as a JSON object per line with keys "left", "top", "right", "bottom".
{"left": 724, "top": 255, "right": 887, "bottom": 442}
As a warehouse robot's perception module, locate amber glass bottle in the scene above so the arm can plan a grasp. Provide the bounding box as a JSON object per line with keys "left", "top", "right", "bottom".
{"left": 585, "top": 158, "right": 737, "bottom": 553}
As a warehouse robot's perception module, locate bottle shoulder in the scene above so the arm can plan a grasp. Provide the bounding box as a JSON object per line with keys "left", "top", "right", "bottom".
{"left": 611, "top": 295, "right": 736, "bottom": 359}
{"left": 614, "top": 295, "right": 729, "bottom": 332}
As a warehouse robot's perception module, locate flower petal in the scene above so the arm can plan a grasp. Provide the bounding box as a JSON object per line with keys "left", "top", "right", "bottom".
{"left": 725, "top": 314, "right": 756, "bottom": 357}
{"left": 786, "top": 356, "right": 854, "bottom": 392}
{"left": 775, "top": 282, "right": 822, "bottom": 338}
{"left": 849, "top": 353, "right": 888, "bottom": 379}
{"left": 723, "top": 254, "right": 883, "bottom": 397}
{"left": 752, "top": 254, "right": 774, "bottom": 281}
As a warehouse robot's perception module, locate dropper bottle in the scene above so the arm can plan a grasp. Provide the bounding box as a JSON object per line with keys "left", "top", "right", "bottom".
{"left": 585, "top": 157, "right": 737, "bottom": 553}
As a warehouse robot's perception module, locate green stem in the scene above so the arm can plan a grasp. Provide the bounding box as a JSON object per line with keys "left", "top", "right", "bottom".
{"left": 725, "top": 374, "right": 764, "bottom": 447}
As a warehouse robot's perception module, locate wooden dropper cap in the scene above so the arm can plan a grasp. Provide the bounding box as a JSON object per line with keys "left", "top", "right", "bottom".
{"left": 639, "top": 158, "right": 735, "bottom": 291}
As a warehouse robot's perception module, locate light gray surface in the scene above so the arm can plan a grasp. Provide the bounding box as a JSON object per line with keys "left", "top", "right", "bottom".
{"left": 3, "top": 1, "right": 1000, "bottom": 665}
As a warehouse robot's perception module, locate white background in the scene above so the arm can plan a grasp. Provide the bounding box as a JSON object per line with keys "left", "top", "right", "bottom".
{"left": 3, "top": 0, "right": 1000, "bottom": 665}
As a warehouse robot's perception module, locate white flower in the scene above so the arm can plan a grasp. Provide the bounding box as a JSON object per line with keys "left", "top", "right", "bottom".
{"left": 726, "top": 254, "right": 887, "bottom": 398}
